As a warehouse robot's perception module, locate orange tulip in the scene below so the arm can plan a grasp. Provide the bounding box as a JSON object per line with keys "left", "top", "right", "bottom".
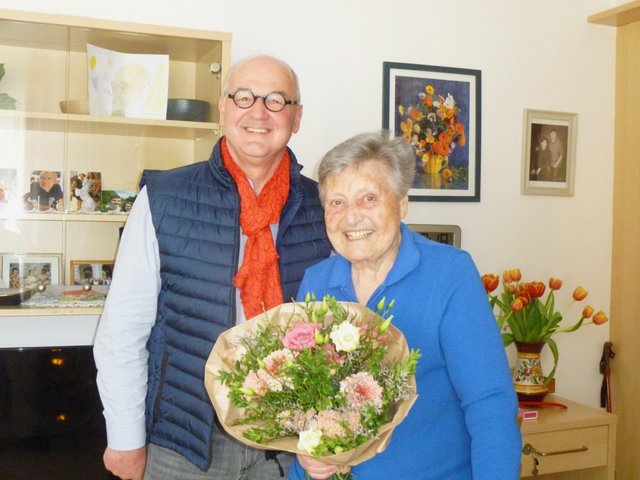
{"left": 573, "top": 287, "right": 588, "bottom": 301}
{"left": 548, "top": 277, "right": 563, "bottom": 290}
{"left": 527, "top": 281, "right": 546, "bottom": 298}
{"left": 482, "top": 274, "right": 499, "bottom": 293}
{"left": 593, "top": 310, "right": 608, "bottom": 325}
{"left": 582, "top": 305, "right": 594, "bottom": 318}
{"left": 503, "top": 268, "right": 521, "bottom": 283}
{"left": 510, "top": 298, "right": 524, "bottom": 313}
{"left": 509, "top": 269, "right": 522, "bottom": 282}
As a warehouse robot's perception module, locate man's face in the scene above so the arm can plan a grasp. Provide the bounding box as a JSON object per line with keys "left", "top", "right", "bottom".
{"left": 550, "top": 131, "right": 557, "bottom": 143}
{"left": 38, "top": 172, "right": 57, "bottom": 192}
{"left": 110, "top": 197, "right": 121, "bottom": 208}
{"left": 218, "top": 57, "right": 302, "bottom": 173}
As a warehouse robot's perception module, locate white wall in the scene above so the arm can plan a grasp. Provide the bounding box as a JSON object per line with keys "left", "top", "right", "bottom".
{"left": 0, "top": 0, "right": 618, "bottom": 407}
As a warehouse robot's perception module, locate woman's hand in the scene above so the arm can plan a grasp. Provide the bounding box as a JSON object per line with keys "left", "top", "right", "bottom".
{"left": 297, "top": 454, "right": 339, "bottom": 480}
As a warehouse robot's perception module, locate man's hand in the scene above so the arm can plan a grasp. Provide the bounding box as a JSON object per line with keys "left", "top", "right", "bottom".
{"left": 297, "top": 454, "right": 338, "bottom": 480}
{"left": 103, "top": 446, "right": 147, "bottom": 480}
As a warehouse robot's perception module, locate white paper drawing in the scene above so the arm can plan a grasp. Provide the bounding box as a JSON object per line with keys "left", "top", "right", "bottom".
{"left": 87, "top": 43, "right": 169, "bottom": 119}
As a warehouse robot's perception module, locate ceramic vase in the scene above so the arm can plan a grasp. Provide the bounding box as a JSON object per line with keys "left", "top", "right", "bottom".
{"left": 422, "top": 153, "right": 446, "bottom": 175}
{"left": 512, "top": 341, "right": 549, "bottom": 402}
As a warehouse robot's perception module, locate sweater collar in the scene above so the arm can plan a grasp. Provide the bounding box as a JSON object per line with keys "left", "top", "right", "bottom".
{"left": 326, "top": 223, "right": 420, "bottom": 291}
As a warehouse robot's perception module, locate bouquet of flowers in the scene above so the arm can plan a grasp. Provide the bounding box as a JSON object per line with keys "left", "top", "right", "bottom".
{"left": 204, "top": 295, "right": 420, "bottom": 477}
{"left": 398, "top": 83, "right": 466, "bottom": 177}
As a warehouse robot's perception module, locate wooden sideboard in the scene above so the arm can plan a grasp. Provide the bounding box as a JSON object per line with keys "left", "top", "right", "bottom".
{"left": 520, "top": 395, "right": 617, "bottom": 479}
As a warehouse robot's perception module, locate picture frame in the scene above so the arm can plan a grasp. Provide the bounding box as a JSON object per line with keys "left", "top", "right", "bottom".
{"left": 407, "top": 224, "right": 462, "bottom": 248}
{"left": 383, "top": 62, "right": 481, "bottom": 202}
{"left": 68, "top": 170, "right": 103, "bottom": 213}
{"left": 521, "top": 109, "right": 578, "bottom": 196}
{"left": 1, "top": 253, "right": 61, "bottom": 288}
{"left": 70, "top": 260, "right": 114, "bottom": 285}
{"left": 23, "top": 170, "right": 64, "bottom": 212}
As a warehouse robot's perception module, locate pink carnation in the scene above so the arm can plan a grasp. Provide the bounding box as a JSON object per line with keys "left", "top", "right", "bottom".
{"left": 263, "top": 348, "right": 294, "bottom": 375}
{"left": 282, "top": 322, "right": 319, "bottom": 351}
{"left": 340, "top": 372, "right": 383, "bottom": 411}
{"left": 242, "top": 371, "right": 268, "bottom": 397}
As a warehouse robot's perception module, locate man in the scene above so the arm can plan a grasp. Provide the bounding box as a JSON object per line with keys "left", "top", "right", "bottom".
{"left": 23, "top": 170, "right": 64, "bottom": 211}
{"left": 107, "top": 193, "right": 122, "bottom": 212}
{"left": 548, "top": 129, "right": 565, "bottom": 182}
{"left": 93, "top": 55, "right": 332, "bottom": 480}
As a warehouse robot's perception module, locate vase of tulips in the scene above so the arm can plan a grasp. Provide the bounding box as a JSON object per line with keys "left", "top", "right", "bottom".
{"left": 482, "top": 269, "right": 608, "bottom": 401}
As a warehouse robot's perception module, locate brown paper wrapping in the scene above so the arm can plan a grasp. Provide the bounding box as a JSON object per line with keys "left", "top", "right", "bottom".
{"left": 204, "top": 301, "right": 418, "bottom": 467}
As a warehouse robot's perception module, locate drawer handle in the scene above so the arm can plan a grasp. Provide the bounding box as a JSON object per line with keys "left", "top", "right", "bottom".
{"left": 523, "top": 442, "right": 589, "bottom": 457}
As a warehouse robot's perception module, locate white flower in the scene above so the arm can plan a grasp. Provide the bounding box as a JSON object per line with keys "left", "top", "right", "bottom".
{"left": 330, "top": 321, "right": 360, "bottom": 352}
{"left": 444, "top": 93, "right": 456, "bottom": 109}
{"left": 297, "top": 428, "right": 323, "bottom": 454}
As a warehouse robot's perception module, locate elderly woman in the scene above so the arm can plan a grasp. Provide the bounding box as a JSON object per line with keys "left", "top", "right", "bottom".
{"left": 289, "top": 131, "right": 521, "bottom": 480}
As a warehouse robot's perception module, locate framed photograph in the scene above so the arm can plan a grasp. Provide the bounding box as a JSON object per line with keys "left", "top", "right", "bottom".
{"left": 68, "top": 171, "right": 103, "bottom": 213}
{"left": 0, "top": 168, "right": 18, "bottom": 211}
{"left": 383, "top": 62, "right": 481, "bottom": 202}
{"left": 100, "top": 190, "right": 137, "bottom": 213}
{"left": 407, "top": 224, "right": 462, "bottom": 248}
{"left": 1, "top": 253, "right": 61, "bottom": 288}
{"left": 522, "top": 109, "right": 577, "bottom": 196}
{"left": 70, "top": 260, "right": 114, "bottom": 285}
{"left": 23, "top": 170, "right": 65, "bottom": 212}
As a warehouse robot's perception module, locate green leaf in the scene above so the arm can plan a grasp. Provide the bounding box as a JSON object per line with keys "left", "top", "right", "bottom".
{"left": 545, "top": 337, "right": 559, "bottom": 384}
{"left": 0, "top": 92, "right": 17, "bottom": 110}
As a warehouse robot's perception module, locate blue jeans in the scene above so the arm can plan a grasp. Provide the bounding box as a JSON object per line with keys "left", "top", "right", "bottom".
{"left": 144, "top": 420, "right": 293, "bottom": 479}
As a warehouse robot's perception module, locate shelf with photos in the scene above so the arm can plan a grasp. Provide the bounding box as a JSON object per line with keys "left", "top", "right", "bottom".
{"left": 0, "top": 284, "right": 109, "bottom": 317}
{"left": 0, "top": 8, "right": 231, "bottom": 317}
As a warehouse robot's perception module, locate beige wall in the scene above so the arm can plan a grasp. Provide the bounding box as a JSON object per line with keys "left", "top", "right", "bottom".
{"left": 0, "top": 0, "right": 618, "bottom": 408}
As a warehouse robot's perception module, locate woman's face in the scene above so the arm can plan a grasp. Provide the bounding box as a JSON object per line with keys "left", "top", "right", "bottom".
{"left": 322, "top": 160, "right": 408, "bottom": 270}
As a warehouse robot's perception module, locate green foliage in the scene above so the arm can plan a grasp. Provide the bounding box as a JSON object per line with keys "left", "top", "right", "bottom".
{"left": 0, "top": 64, "right": 17, "bottom": 110}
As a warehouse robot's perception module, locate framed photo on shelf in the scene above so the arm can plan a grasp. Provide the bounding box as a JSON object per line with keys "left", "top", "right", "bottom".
{"left": 0, "top": 168, "right": 18, "bottom": 210}
{"left": 70, "top": 260, "right": 114, "bottom": 285}
{"left": 101, "top": 190, "right": 137, "bottom": 213}
{"left": 522, "top": 109, "right": 578, "bottom": 197}
{"left": 382, "top": 61, "right": 481, "bottom": 202}
{"left": 68, "top": 171, "right": 103, "bottom": 213}
{"left": 1, "top": 253, "right": 61, "bottom": 288}
{"left": 23, "top": 170, "right": 64, "bottom": 212}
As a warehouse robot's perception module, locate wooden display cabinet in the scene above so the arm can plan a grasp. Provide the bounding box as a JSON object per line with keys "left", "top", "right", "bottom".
{"left": 0, "top": 9, "right": 231, "bottom": 296}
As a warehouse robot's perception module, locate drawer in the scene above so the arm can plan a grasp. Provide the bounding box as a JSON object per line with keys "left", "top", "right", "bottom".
{"left": 521, "top": 425, "right": 609, "bottom": 477}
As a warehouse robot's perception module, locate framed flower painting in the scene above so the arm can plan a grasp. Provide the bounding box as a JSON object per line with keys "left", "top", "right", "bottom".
{"left": 521, "top": 109, "right": 578, "bottom": 197}
{"left": 382, "top": 62, "right": 481, "bottom": 202}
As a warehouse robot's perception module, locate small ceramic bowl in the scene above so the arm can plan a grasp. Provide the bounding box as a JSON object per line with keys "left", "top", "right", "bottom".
{"left": 166, "top": 99, "right": 210, "bottom": 122}
{"left": 59, "top": 99, "right": 89, "bottom": 114}
{"left": 0, "top": 287, "right": 35, "bottom": 306}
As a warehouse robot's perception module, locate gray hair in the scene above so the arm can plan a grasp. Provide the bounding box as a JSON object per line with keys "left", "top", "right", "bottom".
{"left": 223, "top": 54, "right": 301, "bottom": 104}
{"left": 318, "top": 130, "right": 415, "bottom": 199}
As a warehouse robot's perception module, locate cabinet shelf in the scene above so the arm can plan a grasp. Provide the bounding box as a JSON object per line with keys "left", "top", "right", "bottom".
{"left": 0, "top": 8, "right": 231, "bottom": 296}
{"left": 1, "top": 109, "right": 220, "bottom": 136}
{"left": 588, "top": 1, "right": 640, "bottom": 26}
{"left": 1, "top": 212, "right": 129, "bottom": 222}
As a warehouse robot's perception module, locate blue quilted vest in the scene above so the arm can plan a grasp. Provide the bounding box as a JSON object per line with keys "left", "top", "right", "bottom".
{"left": 140, "top": 140, "right": 331, "bottom": 470}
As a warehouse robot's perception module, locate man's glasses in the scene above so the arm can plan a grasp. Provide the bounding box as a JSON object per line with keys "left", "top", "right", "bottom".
{"left": 226, "top": 89, "right": 299, "bottom": 112}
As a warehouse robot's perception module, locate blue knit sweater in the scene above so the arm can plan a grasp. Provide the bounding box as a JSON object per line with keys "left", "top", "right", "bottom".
{"left": 289, "top": 224, "right": 521, "bottom": 480}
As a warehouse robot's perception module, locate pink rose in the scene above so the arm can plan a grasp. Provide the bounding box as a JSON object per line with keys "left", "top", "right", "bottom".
{"left": 282, "top": 322, "right": 319, "bottom": 351}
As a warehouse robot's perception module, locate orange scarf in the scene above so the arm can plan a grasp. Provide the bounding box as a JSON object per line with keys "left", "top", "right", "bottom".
{"left": 220, "top": 137, "right": 290, "bottom": 320}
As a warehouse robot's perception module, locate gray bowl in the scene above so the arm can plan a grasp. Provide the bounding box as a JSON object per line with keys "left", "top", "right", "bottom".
{"left": 166, "top": 99, "right": 210, "bottom": 122}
